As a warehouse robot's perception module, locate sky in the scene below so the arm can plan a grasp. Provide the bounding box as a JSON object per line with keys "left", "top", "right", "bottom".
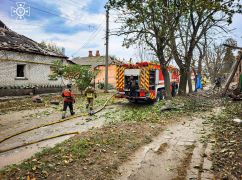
{"left": 0, "top": 0, "right": 241, "bottom": 61}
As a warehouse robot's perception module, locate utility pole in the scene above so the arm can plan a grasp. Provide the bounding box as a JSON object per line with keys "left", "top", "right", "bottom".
{"left": 104, "top": 6, "right": 109, "bottom": 92}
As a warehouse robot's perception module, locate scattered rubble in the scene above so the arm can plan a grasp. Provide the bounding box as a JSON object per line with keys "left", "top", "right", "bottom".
{"left": 32, "top": 95, "right": 43, "bottom": 103}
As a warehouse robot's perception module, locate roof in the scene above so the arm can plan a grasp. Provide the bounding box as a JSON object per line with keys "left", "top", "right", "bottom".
{"left": 71, "top": 56, "right": 123, "bottom": 67}
{"left": 0, "top": 20, "right": 67, "bottom": 58}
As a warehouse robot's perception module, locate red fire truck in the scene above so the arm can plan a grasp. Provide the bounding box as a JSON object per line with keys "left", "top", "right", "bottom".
{"left": 116, "top": 62, "right": 179, "bottom": 102}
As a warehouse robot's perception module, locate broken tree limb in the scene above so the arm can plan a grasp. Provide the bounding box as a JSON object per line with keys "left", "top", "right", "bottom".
{"left": 222, "top": 51, "right": 242, "bottom": 96}
{"left": 223, "top": 44, "right": 242, "bottom": 50}
{"left": 160, "top": 103, "right": 185, "bottom": 112}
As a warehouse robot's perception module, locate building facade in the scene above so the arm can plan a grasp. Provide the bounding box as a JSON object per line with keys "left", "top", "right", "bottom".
{"left": 0, "top": 20, "right": 67, "bottom": 96}
{"left": 72, "top": 50, "right": 123, "bottom": 88}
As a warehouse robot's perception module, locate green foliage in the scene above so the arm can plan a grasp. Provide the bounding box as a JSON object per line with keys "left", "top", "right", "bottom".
{"left": 40, "top": 41, "right": 63, "bottom": 55}
{"left": 50, "top": 61, "right": 98, "bottom": 91}
{"left": 49, "top": 60, "right": 65, "bottom": 81}
{"left": 108, "top": 0, "right": 241, "bottom": 96}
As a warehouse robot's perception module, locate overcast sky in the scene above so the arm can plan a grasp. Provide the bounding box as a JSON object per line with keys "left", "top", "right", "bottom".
{"left": 0, "top": 0, "right": 241, "bottom": 61}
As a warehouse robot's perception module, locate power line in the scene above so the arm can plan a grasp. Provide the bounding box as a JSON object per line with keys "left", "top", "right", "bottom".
{"left": 71, "top": 22, "right": 105, "bottom": 56}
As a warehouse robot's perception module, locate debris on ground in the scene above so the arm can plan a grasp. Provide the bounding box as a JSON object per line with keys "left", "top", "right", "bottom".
{"left": 0, "top": 92, "right": 241, "bottom": 179}
{"left": 227, "top": 85, "right": 242, "bottom": 101}
{"left": 232, "top": 118, "right": 242, "bottom": 123}
{"left": 32, "top": 95, "right": 43, "bottom": 103}
{"left": 208, "top": 101, "right": 242, "bottom": 179}
{"left": 50, "top": 100, "right": 60, "bottom": 105}
{"left": 0, "top": 123, "right": 163, "bottom": 180}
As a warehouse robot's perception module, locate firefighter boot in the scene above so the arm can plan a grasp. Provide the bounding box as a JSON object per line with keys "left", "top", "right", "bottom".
{"left": 62, "top": 111, "right": 66, "bottom": 119}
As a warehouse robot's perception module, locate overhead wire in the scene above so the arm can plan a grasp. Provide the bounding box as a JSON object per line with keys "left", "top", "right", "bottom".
{"left": 71, "top": 17, "right": 105, "bottom": 57}
{"left": 9, "top": 0, "right": 107, "bottom": 58}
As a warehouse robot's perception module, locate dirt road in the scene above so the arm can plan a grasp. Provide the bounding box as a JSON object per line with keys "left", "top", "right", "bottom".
{"left": 0, "top": 95, "right": 120, "bottom": 169}
{"left": 116, "top": 109, "right": 219, "bottom": 180}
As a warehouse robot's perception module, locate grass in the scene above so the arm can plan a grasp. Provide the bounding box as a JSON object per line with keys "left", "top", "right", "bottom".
{"left": 0, "top": 122, "right": 163, "bottom": 180}
{"left": 104, "top": 96, "right": 214, "bottom": 124}
{"left": 0, "top": 94, "right": 217, "bottom": 180}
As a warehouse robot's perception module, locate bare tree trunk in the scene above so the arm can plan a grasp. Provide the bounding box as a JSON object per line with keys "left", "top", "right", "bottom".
{"left": 162, "top": 67, "right": 172, "bottom": 99}
{"left": 187, "top": 70, "right": 193, "bottom": 93}
{"left": 178, "top": 68, "right": 187, "bottom": 95}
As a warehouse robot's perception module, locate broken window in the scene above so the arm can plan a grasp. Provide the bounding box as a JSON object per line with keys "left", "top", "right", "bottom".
{"left": 17, "top": 64, "right": 25, "bottom": 77}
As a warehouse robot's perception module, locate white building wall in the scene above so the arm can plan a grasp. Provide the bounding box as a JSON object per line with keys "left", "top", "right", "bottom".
{"left": 0, "top": 50, "right": 65, "bottom": 86}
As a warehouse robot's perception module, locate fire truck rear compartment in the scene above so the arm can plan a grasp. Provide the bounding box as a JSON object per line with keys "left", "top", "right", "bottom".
{"left": 124, "top": 69, "right": 141, "bottom": 98}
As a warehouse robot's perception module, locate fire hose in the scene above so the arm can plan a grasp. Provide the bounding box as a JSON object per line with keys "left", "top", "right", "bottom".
{"left": 0, "top": 113, "right": 85, "bottom": 144}
{"left": 0, "top": 93, "right": 117, "bottom": 153}
{"left": 89, "top": 93, "right": 118, "bottom": 115}
{"left": 0, "top": 132, "right": 79, "bottom": 153}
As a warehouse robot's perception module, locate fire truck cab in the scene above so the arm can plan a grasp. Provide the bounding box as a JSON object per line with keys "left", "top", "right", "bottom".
{"left": 116, "top": 62, "right": 179, "bottom": 102}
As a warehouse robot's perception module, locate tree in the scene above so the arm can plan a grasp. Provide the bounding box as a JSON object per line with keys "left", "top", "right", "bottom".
{"left": 40, "top": 41, "right": 63, "bottom": 55}
{"left": 50, "top": 61, "right": 97, "bottom": 93}
{"left": 63, "top": 65, "right": 98, "bottom": 93}
{"left": 49, "top": 60, "right": 66, "bottom": 85}
{"left": 222, "top": 38, "right": 237, "bottom": 74}
{"left": 170, "top": 0, "right": 241, "bottom": 95}
{"left": 108, "top": 0, "right": 184, "bottom": 98}
{"left": 204, "top": 43, "right": 226, "bottom": 82}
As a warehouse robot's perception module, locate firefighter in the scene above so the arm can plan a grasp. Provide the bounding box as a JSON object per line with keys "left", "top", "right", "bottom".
{"left": 213, "top": 77, "right": 222, "bottom": 90}
{"left": 61, "top": 83, "right": 75, "bottom": 119}
{"left": 84, "top": 83, "right": 97, "bottom": 113}
{"left": 201, "top": 76, "right": 207, "bottom": 88}
{"left": 129, "top": 75, "right": 137, "bottom": 97}
{"left": 171, "top": 82, "right": 178, "bottom": 97}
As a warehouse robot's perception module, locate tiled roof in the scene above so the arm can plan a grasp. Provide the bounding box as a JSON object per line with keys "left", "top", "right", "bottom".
{"left": 71, "top": 56, "right": 123, "bottom": 67}
{"left": 0, "top": 20, "right": 67, "bottom": 58}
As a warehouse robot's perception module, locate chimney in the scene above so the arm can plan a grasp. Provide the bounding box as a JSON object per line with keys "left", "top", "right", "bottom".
{"left": 88, "top": 50, "right": 93, "bottom": 57}
{"left": 95, "top": 50, "right": 100, "bottom": 57}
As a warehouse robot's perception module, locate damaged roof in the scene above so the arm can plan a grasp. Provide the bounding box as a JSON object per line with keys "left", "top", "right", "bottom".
{"left": 0, "top": 20, "right": 67, "bottom": 58}
{"left": 71, "top": 56, "right": 123, "bottom": 67}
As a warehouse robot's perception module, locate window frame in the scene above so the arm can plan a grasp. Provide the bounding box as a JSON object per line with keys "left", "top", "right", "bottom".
{"left": 15, "top": 64, "right": 28, "bottom": 80}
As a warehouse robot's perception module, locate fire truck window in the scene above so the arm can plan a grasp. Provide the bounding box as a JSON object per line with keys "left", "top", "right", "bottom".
{"left": 149, "top": 70, "right": 156, "bottom": 90}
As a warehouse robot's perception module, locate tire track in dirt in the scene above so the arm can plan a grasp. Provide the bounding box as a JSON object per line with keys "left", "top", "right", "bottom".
{"left": 116, "top": 113, "right": 215, "bottom": 180}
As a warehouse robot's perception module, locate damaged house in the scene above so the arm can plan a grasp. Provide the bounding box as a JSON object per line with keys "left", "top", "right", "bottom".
{"left": 0, "top": 20, "right": 67, "bottom": 97}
